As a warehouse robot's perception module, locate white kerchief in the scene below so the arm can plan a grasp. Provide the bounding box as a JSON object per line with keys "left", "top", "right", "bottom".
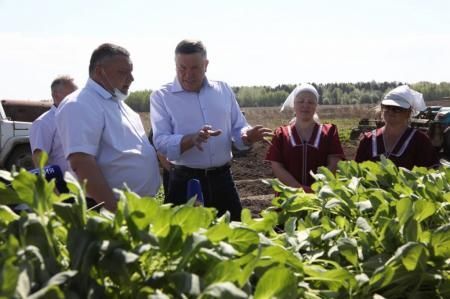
{"left": 281, "top": 83, "right": 319, "bottom": 112}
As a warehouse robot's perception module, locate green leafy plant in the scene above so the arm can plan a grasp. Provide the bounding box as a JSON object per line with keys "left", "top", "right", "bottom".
{"left": 1, "top": 156, "right": 449, "bottom": 298}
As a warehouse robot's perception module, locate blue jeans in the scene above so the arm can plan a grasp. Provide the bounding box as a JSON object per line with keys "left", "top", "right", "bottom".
{"left": 166, "top": 165, "right": 242, "bottom": 221}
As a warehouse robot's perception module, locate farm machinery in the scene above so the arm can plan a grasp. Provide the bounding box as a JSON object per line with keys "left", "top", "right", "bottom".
{"left": 350, "top": 106, "right": 450, "bottom": 158}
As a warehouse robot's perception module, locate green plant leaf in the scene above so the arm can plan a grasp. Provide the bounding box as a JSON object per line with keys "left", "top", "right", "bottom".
{"left": 171, "top": 205, "right": 215, "bottom": 235}
{"left": 0, "top": 181, "right": 21, "bottom": 205}
{"left": 0, "top": 205, "right": 19, "bottom": 224}
{"left": 402, "top": 218, "right": 419, "bottom": 243}
{"left": 204, "top": 260, "right": 242, "bottom": 285}
{"left": 0, "top": 257, "right": 20, "bottom": 297}
{"left": 200, "top": 282, "right": 248, "bottom": 299}
{"left": 227, "top": 227, "right": 259, "bottom": 253}
{"left": 205, "top": 222, "right": 232, "bottom": 243}
{"left": 28, "top": 285, "right": 65, "bottom": 299}
{"left": 413, "top": 199, "right": 436, "bottom": 223}
{"left": 168, "top": 272, "right": 200, "bottom": 296}
{"left": 399, "top": 243, "right": 428, "bottom": 271}
{"left": 431, "top": 224, "right": 450, "bottom": 259}
{"left": 356, "top": 217, "right": 372, "bottom": 233}
{"left": 396, "top": 197, "right": 413, "bottom": 226}
{"left": 254, "top": 265, "right": 298, "bottom": 299}
{"left": 321, "top": 229, "right": 342, "bottom": 241}
{"left": 337, "top": 238, "right": 359, "bottom": 267}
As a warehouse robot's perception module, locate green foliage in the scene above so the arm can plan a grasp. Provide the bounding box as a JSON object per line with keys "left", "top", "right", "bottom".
{"left": 0, "top": 160, "right": 449, "bottom": 298}
{"left": 125, "top": 90, "right": 151, "bottom": 112}
{"left": 233, "top": 81, "right": 450, "bottom": 107}
{"left": 126, "top": 82, "right": 450, "bottom": 111}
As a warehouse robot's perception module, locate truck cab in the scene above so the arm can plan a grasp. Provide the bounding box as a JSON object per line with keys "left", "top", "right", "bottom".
{"left": 0, "top": 100, "right": 51, "bottom": 170}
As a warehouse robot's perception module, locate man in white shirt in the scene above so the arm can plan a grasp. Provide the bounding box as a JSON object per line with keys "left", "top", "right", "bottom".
{"left": 151, "top": 39, "right": 272, "bottom": 220}
{"left": 30, "top": 75, "right": 77, "bottom": 173}
{"left": 56, "top": 43, "right": 161, "bottom": 211}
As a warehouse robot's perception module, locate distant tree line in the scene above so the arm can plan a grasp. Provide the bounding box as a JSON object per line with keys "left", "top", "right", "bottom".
{"left": 126, "top": 81, "right": 450, "bottom": 112}
{"left": 125, "top": 90, "right": 151, "bottom": 112}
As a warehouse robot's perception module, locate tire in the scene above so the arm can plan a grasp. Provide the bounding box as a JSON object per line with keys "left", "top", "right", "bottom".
{"left": 443, "top": 129, "right": 450, "bottom": 159}
{"left": 5, "top": 144, "right": 34, "bottom": 171}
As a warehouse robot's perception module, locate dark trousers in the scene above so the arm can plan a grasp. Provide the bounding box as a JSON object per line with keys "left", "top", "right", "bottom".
{"left": 162, "top": 168, "right": 170, "bottom": 198}
{"left": 166, "top": 164, "right": 242, "bottom": 221}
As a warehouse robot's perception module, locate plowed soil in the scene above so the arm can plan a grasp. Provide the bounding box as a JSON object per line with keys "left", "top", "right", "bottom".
{"left": 231, "top": 140, "right": 357, "bottom": 216}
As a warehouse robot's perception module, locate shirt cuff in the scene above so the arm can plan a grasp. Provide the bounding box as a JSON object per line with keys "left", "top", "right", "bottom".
{"left": 166, "top": 134, "right": 184, "bottom": 161}
{"left": 233, "top": 126, "right": 252, "bottom": 151}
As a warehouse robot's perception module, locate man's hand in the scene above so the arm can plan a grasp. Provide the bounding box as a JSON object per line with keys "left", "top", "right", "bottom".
{"left": 192, "top": 125, "right": 222, "bottom": 150}
{"left": 181, "top": 125, "right": 222, "bottom": 153}
{"left": 69, "top": 152, "right": 117, "bottom": 212}
{"left": 242, "top": 125, "right": 274, "bottom": 145}
{"left": 157, "top": 152, "right": 171, "bottom": 171}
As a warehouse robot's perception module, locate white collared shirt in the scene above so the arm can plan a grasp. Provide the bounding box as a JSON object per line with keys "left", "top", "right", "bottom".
{"left": 56, "top": 78, "right": 161, "bottom": 197}
{"left": 30, "top": 105, "right": 69, "bottom": 173}
{"left": 150, "top": 77, "right": 250, "bottom": 169}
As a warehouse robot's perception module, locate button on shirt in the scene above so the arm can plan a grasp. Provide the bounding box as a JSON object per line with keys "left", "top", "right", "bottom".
{"left": 151, "top": 77, "right": 251, "bottom": 169}
{"left": 56, "top": 79, "right": 161, "bottom": 197}
{"left": 30, "top": 105, "right": 69, "bottom": 173}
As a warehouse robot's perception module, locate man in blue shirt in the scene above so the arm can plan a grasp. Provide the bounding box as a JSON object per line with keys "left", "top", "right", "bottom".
{"left": 151, "top": 39, "right": 272, "bottom": 220}
{"left": 30, "top": 75, "right": 77, "bottom": 174}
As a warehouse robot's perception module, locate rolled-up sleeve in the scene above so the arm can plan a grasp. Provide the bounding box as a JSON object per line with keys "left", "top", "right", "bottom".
{"left": 150, "top": 90, "right": 184, "bottom": 161}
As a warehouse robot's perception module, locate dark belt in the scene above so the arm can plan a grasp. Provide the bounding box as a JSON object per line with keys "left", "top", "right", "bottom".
{"left": 172, "top": 163, "right": 231, "bottom": 176}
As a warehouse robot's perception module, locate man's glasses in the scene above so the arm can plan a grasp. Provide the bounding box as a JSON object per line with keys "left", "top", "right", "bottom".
{"left": 382, "top": 105, "right": 410, "bottom": 113}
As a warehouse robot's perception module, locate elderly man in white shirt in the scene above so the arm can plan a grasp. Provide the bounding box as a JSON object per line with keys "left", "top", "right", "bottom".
{"left": 30, "top": 75, "right": 77, "bottom": 174}
{"left": 56, "top": 43, "right": 160, "bottom": 211}
{"left": 151, "top": 39, "right": 272, "bottom": 220}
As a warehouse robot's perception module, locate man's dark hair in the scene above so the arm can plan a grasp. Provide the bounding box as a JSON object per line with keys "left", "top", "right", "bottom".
{"left": 175, "top": 39, "right": 207, "bottom": 57}
{"left": 89, "top": 43, "right": 130, "bottom": 75}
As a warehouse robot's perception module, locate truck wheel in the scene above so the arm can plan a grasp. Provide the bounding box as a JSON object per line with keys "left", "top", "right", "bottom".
{"left": 442, "top": 129, "right": 450, "bottom": 159}
{"left": 5, "top": 144, "right": 34, "bottom": 171}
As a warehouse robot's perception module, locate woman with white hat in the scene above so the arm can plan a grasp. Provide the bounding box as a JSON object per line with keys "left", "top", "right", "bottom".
{"left": 265, "top": 83, "right": 345, "bottom": 192}
{"left": 355, "top": 85, "right": 439, "bottom": 168}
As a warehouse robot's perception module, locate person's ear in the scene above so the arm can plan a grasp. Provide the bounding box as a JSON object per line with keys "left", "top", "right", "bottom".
{"left": 94, "top": 65, "right": 103, "bottom": 77}
{"left": 204, "top": 59, "right": 209, "bottom": 72}
{"left": 51, "top": 90, "right": 58, "bottom": 101}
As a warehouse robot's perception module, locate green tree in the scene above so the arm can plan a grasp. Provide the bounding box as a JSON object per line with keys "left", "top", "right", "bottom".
{"left": 125, "top": 89, "right": 151, "bottom": 112}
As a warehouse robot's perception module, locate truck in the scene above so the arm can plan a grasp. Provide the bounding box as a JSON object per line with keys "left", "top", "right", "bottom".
{"left": 350, "top": 105, "right": 450, "bottom": 158}
{"left": 0, "top": 100, "right": 51, "bottom": 170}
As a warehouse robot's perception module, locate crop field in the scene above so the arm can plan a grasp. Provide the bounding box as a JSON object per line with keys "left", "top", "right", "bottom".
{"left": 2, "top": 153, "right": 449, "bottom": 298}
{"left": 1, "top": 103, "right": 449, "bottom": 298}
{"left": 140, "top": 100, "right": 449, "bottom": 212}
{"left": 140, "top": 105, "right": 370, "bottom": 214}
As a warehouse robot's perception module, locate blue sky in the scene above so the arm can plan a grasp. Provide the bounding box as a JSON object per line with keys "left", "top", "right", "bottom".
{"left": 1, "top": 0, "right": 449, "bottom": 100}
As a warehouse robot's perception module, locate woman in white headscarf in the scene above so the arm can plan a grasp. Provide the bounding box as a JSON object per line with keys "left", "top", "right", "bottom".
{"left": 355, "top": 85, "right": 439, "bottom": 168}
{"left": 265, "top": 83, "right": 345, "bottom": 192}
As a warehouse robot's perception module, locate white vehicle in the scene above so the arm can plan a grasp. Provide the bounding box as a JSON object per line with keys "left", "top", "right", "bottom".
{"left": 0, "top": 100, "right": 51, "bottom": 170}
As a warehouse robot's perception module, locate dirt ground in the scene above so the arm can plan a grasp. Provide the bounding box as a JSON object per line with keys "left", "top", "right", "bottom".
{"left": 231, "top": 140, "right": 358, "bottom": 216}
{"left": 140, "top": 106, "right": 361, "bottom": 216}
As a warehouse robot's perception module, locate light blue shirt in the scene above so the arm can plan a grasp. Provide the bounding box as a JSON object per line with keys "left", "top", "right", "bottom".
{"left": 30, "top": 105, "right": 68, "bottom": 173}
{"left": 150, "top": 77, "right": 250, "bottom": 169}
{"left": 56, "top": 78, "right": 161, "bottom": 197}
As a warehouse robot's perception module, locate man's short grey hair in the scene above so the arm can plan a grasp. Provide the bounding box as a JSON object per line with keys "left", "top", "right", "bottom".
{"left": 175, "top": 39, "right": 207, "bottom": 57}
{"left": 50, "top": 75, "right": 75, "bottom": 93}
{"left": 89, "top": 43, "right": 130, "bottom": 75}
